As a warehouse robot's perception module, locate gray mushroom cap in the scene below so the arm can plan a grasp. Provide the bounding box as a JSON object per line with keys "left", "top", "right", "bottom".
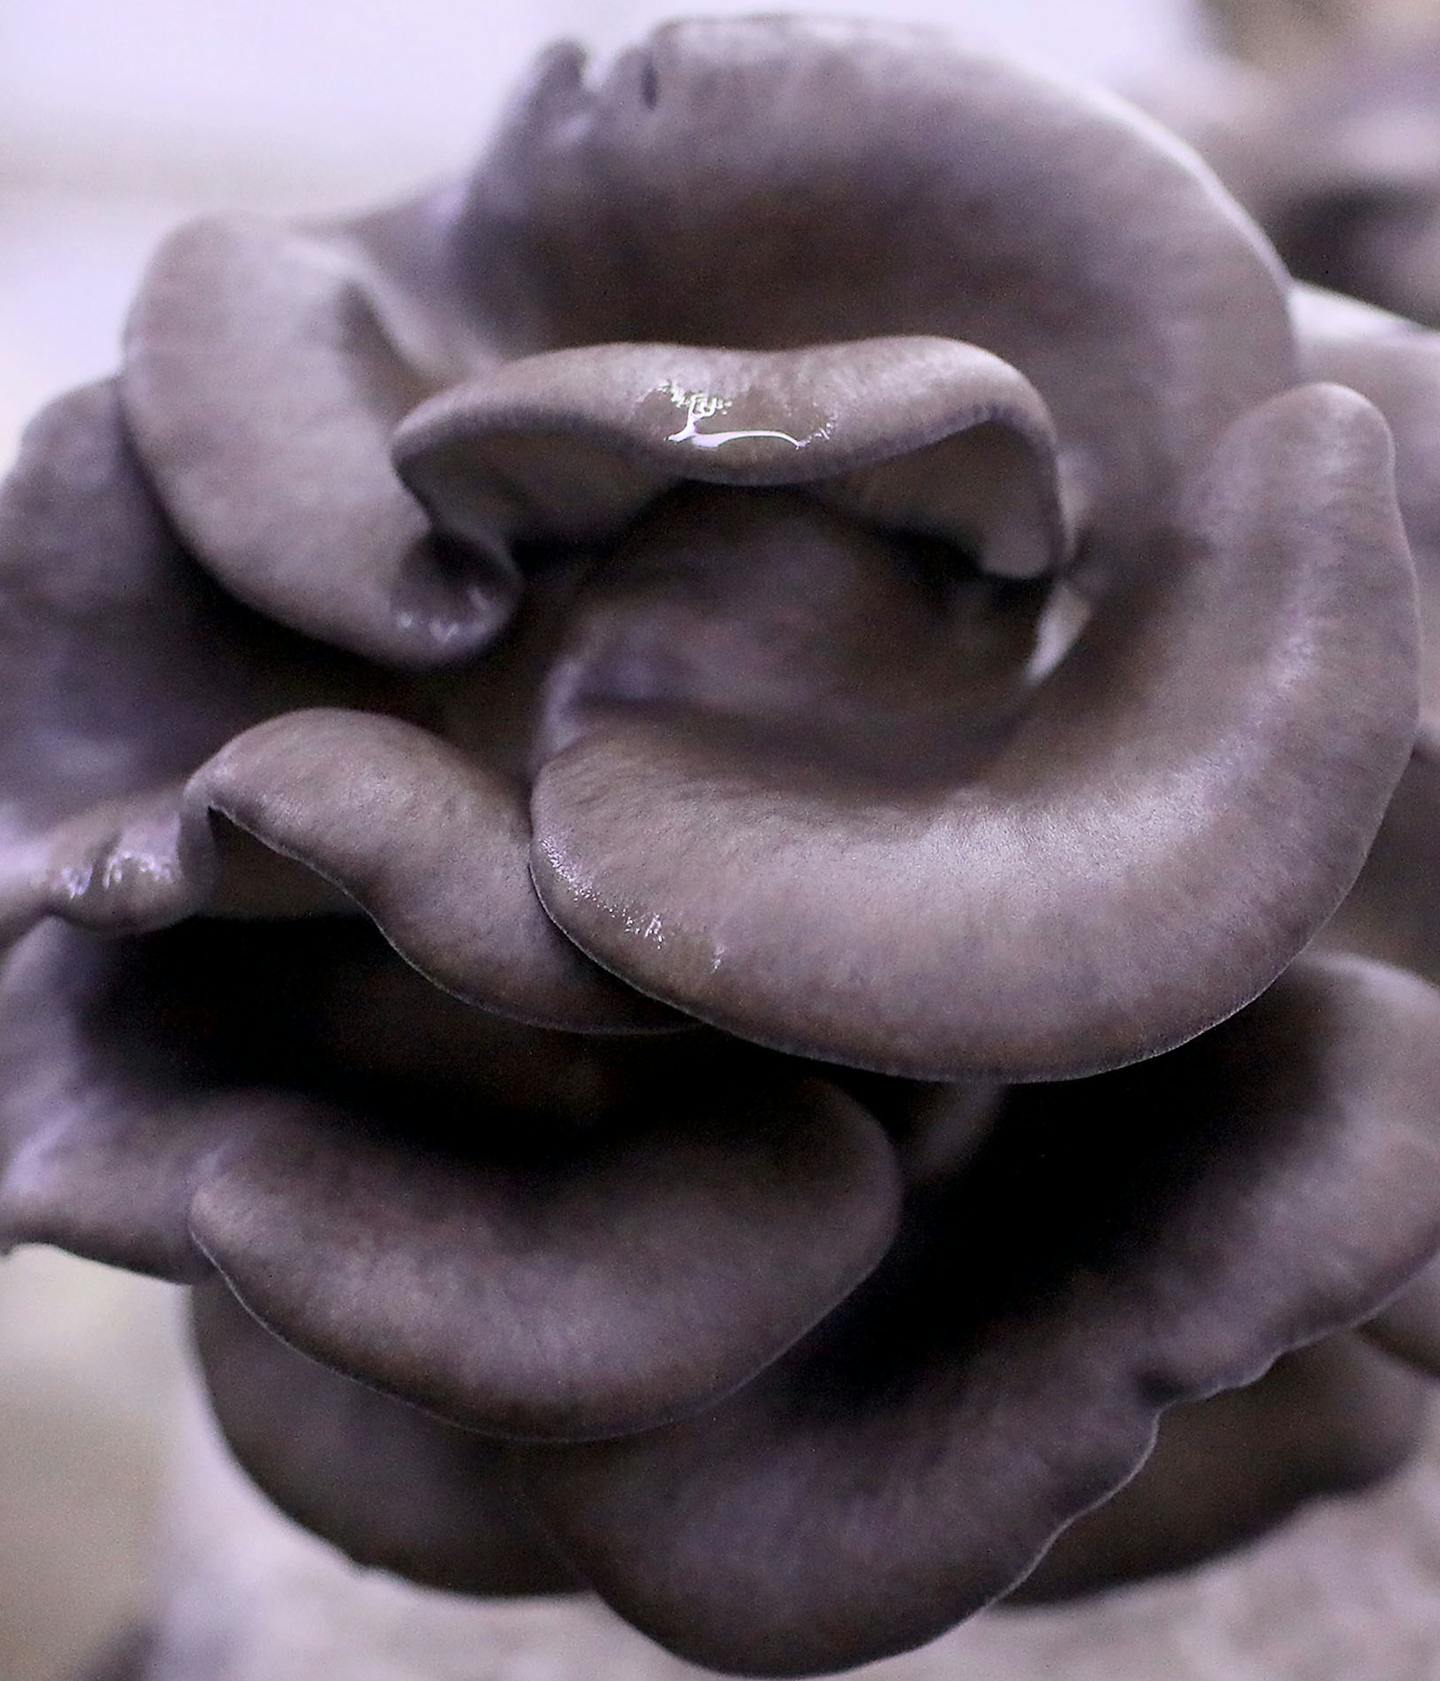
{"left": 2, "top": 17, "right": 1440, "bottom": 1678}
{"left": 1013, "top": 1332, "right": 1430, "bottom": 1604}
{"left": 1181, "top": 30, "right": 1440, "bottom": 329}
{"left": 517, "top": 955, "right": 1440, "bottom": 1674}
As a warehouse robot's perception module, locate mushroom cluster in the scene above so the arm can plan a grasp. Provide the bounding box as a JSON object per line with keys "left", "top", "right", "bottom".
{"left": 1173, "top": 22, "right": 1440, "bottom": 328}
{"left": 5, "top": 17, "right": 1440, "bottom": 1677}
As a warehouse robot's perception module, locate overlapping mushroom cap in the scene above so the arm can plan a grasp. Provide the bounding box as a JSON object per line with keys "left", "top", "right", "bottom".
{"left": 1163, "top": 25, "right": 1440, "bottom": 329}
{"left": 5, "top": 16, "right": 1440, "bottom": 1677}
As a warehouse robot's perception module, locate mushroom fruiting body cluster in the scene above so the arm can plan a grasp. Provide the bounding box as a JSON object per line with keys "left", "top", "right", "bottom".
{"left": 6, "top": 18, "right": 1440, "bottom": 1678}
{"left": 1175, "top": 26, "right": 1440, "bottom": 329}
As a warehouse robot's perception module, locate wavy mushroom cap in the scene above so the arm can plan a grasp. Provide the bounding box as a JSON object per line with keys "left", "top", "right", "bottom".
{"left": 1170, "top": 29, "right": 1440, "bottom": 327}
{"left": 3, "top": 16, "right": 1440, "bottom": 1679}
{"left": 0, "top": 19, "right": 1419, "bottom": 1082}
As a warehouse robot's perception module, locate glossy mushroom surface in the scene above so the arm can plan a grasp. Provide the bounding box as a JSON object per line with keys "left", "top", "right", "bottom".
{"left": 4, "top": 17, "right": 1440, "bottom": 1678}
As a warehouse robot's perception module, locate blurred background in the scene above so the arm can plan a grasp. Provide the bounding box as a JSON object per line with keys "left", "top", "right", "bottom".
{"left": 6, "top": 2, "right": 1440, "bottom": 1678}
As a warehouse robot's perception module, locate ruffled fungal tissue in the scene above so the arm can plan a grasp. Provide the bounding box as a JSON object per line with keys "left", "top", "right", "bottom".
{"left": 1181, "top": 21, "right": 1440, "bottom": 330}
{"left": 6, "top": 15, "right": 1440, "bottom": 1679}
